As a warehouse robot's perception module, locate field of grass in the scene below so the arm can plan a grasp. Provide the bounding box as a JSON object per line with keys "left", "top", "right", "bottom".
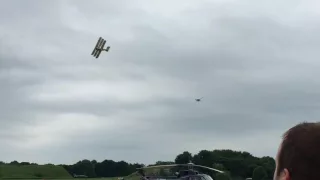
{"left": 0, "top": 179, "right": 117, "bottom": 180}
{"left": 0, "top": 164, "right": 72, "bottom": 179}
{"left": 0, "top": 164, "right": 139, "bottom": 180}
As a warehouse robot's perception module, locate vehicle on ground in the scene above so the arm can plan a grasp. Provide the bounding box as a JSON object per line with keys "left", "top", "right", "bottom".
{"left": 133, "top": 163, "right": 224, "bottom": 180}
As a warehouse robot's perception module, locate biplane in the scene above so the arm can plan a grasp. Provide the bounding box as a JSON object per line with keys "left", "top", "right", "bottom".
{"left": 127, "top": 163, "right": 224, "bottom": 180}
{"left": 91, "top": 37, "right": 110, "bottom": 58}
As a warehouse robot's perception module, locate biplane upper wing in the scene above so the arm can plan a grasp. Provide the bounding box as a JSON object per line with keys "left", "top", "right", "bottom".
{"left": 91, "top": 37, "right": 102, "bottom": 55}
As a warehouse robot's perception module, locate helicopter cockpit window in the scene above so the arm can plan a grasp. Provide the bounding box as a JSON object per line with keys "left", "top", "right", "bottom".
{"left": 180, "top": 170, "right": 189, "bottom": 176}
{"left": 180, "top": 177, "right": 188, "bottom": 180}
{"left": 202, "top": 175, "right": 214, "bottom": 180}
{"left": 200, "top": 177, "right": 207, "bottom": 180}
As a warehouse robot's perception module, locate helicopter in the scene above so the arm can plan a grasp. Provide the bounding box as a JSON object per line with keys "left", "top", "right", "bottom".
{"left": 195, "top": 97, "right": 203, "bottom": 102}
{"left": 132, "top": 163, "right": 224, "bottom": 180}
{"left": 91, "top": 37, "right": 111, "bottom": 58}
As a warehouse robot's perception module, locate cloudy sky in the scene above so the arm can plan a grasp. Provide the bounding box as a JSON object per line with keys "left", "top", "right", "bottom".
{"left": 1, "top": 0, "right": 320, "bottom": 165}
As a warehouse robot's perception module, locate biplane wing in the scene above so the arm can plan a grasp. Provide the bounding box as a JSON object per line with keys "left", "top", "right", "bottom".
{"left": 91, "top": 37, "right": 102, "bottom": 55}
{"left": 96, "top": 39, "right": 106, "bottom": 58}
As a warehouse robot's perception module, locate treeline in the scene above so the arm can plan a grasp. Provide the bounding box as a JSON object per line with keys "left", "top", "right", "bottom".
{"left": 0, "top": 149, "right": 275, "bottom": 180}
{"left": 0, "top": 160, "right": 143, "bottom": 178}
{"left": 61, "top": 160, "right": 143, "bottom": 178}
{"left": 173, "top": 150, "right": 275, "bottom": 180}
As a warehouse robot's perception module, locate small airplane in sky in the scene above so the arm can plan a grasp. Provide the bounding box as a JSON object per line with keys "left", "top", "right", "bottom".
{"left": 195, "top": 97, "right": 203, "bottom": 102}
{"left": 91, "top": 37, "right": 110, "bottom": 58}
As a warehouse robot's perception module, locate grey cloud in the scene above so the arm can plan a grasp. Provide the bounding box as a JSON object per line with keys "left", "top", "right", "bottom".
{"left": 1, "top": 0, "right": 320, "bottom": 164}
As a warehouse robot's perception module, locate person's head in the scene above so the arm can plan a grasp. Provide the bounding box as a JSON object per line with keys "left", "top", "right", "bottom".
{"left": 274, "top": 122, "right": 320, "bottom": 180}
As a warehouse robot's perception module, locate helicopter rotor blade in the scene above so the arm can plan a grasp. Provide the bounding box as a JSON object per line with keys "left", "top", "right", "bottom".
{"left": 137, "top": 164, "right": 224, "bottom": 174}
{"left": 192, "top": 165, "right": 224, "bottom": 173}
{"left": 137, "top": 164, "right": 180, "bottom": 169}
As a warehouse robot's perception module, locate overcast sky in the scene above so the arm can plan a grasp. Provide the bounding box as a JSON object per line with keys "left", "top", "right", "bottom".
{"left": 1, "top": 0, "right": 320, "bottom": 165}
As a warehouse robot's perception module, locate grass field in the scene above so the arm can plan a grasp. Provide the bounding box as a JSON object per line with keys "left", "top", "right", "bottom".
{"left": 0, "top": 178, "right": 131, "bottom": 180}
{"left": 0, "top": 164, "right": 140, "bottom": 180}
{"left": 0, "top": 164, "right": 71, "bottom": 179}
{"left": 0, "top": 179, "right": 118, "bottom": 180}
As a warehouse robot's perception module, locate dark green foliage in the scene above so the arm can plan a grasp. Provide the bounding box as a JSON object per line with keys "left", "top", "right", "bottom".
{"left": 252, "top": 166, "right": 268, "bottom": 180}
{"left": 212, "top": 163, "right": 226, "bottom": 171}
{"left": 175, "top": 151, "right": 192, "bottom": 164}
{"left": 192, "top": 149, "right": 275, "bottom": 179}
{"left": 71, "top": 159, "right": 96, "bottom": 177}
{"left": 0, "top": 149, "right": 275, "bottom": 179}
{"left": 216, "top": 173, "right": 232, "bottom": 180}
{"left": 0, "top": 164, "right": 72, "bottom": 179}
{"left": 33, "top": 172, "right": 43, "bottom": 178}
{"left": 9, "top": 161, "right": 19, "bottom": 165}
{"left": 20, "top": 162, "right": 30, "bottom": 166}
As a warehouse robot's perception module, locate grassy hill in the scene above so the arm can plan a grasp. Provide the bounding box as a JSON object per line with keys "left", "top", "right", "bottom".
{"left": 0, "top": 164, "right": 72, "bottom": 179}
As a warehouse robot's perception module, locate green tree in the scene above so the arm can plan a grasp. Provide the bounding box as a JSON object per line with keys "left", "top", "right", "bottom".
{"left": 259, "top": 157, "right": 275, "bottom": 179}
{"left": 193, "top": 150, "right": 219, "bottom": 167}
{"left": 72, "top": 159, "right": 96, "bottom": 177}
{"left": 252, "top": 166, "right": 267, "bottom": 180}
{"left": 0, "top": 164, "right": 2, "bottom": 178}
{"left": 213, "top": 163, "right": 226, "bottom": 171}
{"left": 175, "top": 151, "right": 192, "bottom": 164}
{"left": 0, "top": 148, "right": 275, "bottom": 179}
{"left": 9, "top": 161, "right": 19, "bottom": 165}
{"left": 216, "top": 173, "right": 232, "bottom": 180}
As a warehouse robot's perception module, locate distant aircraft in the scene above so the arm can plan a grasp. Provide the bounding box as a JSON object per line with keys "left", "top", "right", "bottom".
{"left": 195, "top": 97, "right": 203, "bottom": 102}
{"left": 91, "top": 37, "right": 110, "bottom": 58}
